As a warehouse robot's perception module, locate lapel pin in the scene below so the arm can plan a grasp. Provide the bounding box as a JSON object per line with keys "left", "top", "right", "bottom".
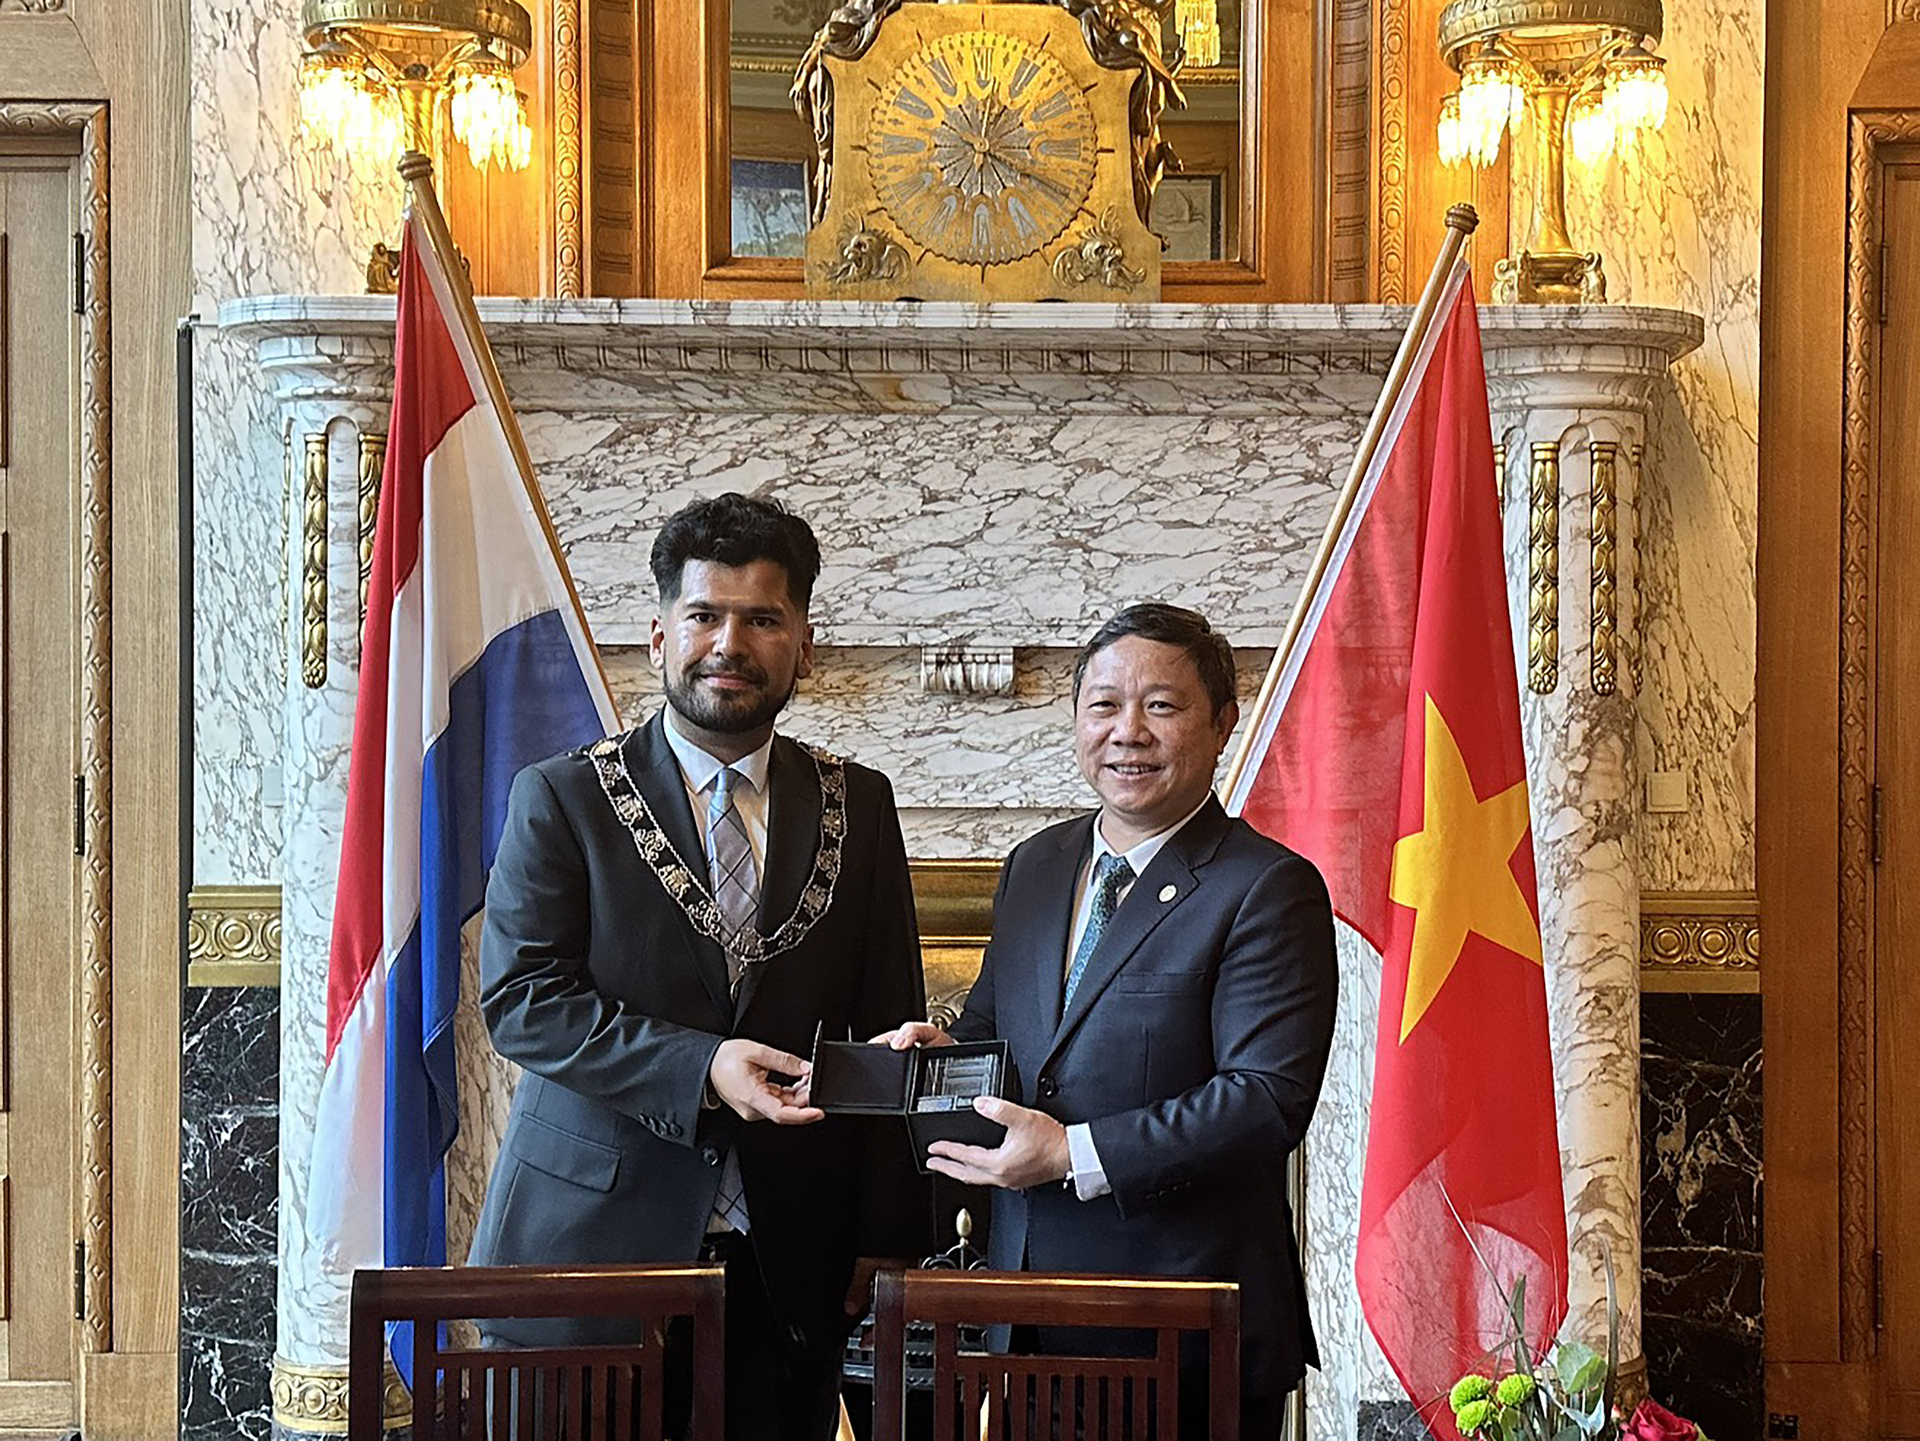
{"left": 1158, "top": 884, "right": 1177, "bottom": 903}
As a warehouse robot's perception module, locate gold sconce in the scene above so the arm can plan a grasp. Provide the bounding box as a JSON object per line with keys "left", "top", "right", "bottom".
{"left": 1175, "top": 0, "right": 1221, "bottom": 67}
{"left": 297, "top": 0, "right": 534, "bottom": 175}
{"left": 1436, "top": 0, "right": 1669, "bottom": 303}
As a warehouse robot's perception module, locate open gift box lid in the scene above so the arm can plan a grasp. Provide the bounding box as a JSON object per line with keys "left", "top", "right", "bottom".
{"left": 808, "top": 1031, "right": 1017, "bottom": 1171}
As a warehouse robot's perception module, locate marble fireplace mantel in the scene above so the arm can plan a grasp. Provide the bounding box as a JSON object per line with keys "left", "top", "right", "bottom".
{"left": 218, "top": 294, "right": 1703, "bottom": 1437}
{"left": 222, "top": 295, "right": 1702, "bottom": 648}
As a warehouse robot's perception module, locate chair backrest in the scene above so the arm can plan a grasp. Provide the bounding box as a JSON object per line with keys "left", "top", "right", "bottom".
{"left": 347, "top": 1265, "right": 725, "bottom": 1441}
{"left": 870, "top": 1270, "right": 1239, "bottom": 1441}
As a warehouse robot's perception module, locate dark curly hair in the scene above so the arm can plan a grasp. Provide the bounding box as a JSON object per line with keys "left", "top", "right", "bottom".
{"left": 650, "top": 492, "right": 822, "bottom": 610}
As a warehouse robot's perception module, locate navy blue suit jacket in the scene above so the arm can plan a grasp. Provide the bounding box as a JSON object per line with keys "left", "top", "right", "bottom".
{"left": 949, "top": 797, "right": 1338, "bottom": 1399}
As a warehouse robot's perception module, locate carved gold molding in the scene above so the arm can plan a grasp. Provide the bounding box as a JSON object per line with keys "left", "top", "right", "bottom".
{"left": 1527, "top": 441, "right": 1560, "bottom": 694}
{"left": 272, "top": 1356, "right": 409, "bottom": 1434}
{"left": 302, "top": 432, "right": 328, "bottom": 689}
{"left": 357, "top": 431, "right": 386, "bottom": 624}
{"left": 554, "top": 0, "right": 584, "bottom": 297}
{"left": 174, "top": 864, "right": 995, "bottom": 998}
{"left": 1640, "top": 893, "right": 1758, "bottom": 994}
{"left": 0, "top": 99, "right": 113, "bottom": 1357}
{"left": 911, "top": 859, "right": 996, "bottom": 1029}
{"left": 1493, "top": 440, "right": 1507, "bottom": 507}
{"left": 186, "top": 887, "right": 283, "bottom": 987}
{"left": 1837, "top": 107, "right": 1920, "bottom": 1362}
{"left": 1590, "top": 440, "right": 1619, "bottom": 696}
{"left": 1375, "top": 0, "right": 1410, "bottom": 302}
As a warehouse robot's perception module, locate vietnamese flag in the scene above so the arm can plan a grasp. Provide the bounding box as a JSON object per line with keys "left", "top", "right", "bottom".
{"left": 1224, "top": 259, "right": 1567, "bottom": 1431}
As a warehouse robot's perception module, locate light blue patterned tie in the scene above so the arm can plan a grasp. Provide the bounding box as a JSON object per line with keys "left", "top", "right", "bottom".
{"left": 1064, "top": 853, "right": 1134, "bottom": 1007}
{"left": 705, "top": 766, "right": 754, "bottom": 1234}
{"left": 706, "top": 766, "right": 758, "bottom": 989}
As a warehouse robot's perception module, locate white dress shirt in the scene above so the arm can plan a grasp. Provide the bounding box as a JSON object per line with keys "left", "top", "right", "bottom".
{"left": 662, "top": 710, "right": 773, "bottom": 877}
{"left": 1062, "top": 800, "right": 1211, "bottom": 1202}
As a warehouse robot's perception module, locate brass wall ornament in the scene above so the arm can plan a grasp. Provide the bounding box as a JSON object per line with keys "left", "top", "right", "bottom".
{"left": 358, "top": 430, "right": 387, "bottom": 624}
{"left": 1051, "top": 207, "right": 1146, "bottom": 290}
{"left": 1527, "top": 440, "right": 1560, "bottom": 694}
{"left": 187, "top": 887, "right": 284, "bottom": 987}
{"left": 826, "top": 226, "right": 910, "bottom": 284}
{"left": 272, "top": 1355, "right": 410, "bottom": 1433}
{"left": 1590, "top": 439, "right": 1619, "bottom": 695}
{"left": 302, "top": 432, "right": 329, "bottom": 689}
{"left": 797, "top": 0, "right": 1169, "bottom": 300}
{"left": 1640, "top": 892, "right": 1758, "bottom": 993}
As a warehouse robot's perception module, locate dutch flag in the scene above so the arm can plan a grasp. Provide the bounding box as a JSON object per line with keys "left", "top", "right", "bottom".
{"left": 307, "top": 199, "right": 620, "bottom": 1375}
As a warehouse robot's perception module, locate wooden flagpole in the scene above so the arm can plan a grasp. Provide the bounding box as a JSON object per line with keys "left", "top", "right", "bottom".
{"left": 394, "top": 149, "right": 619, "bottom": 711}
{"left": 1216, "top": 203, "right": 1481, "bottom": 804}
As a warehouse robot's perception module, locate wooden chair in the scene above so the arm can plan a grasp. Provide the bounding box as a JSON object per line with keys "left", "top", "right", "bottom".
{"left": 870, "top": 1270, "right": 1239, "bottom": 1441}
{"left": 347, "top": 1265, "right": 724, "bottom": 1441}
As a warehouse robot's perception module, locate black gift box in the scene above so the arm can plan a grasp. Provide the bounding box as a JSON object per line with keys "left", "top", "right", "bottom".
{"left": 809, "top": 1035, "right": 1016, "bottom": 1172}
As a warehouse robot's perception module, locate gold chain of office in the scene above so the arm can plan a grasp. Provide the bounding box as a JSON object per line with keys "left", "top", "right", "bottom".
{"left": 587, "top": 732, "right": 848, "bottom": 984}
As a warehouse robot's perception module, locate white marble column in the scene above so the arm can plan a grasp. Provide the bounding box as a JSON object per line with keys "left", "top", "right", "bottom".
{"left": 1488, "top": 330, "right": 1683, "bottom": 1374}
{"left": 260, "top": 336, "right": 401, "bottom": 1432}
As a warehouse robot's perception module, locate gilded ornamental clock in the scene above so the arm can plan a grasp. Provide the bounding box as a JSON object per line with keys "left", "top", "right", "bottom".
{"left": 796, "top": 0, "right": 1178, "bottom": 302}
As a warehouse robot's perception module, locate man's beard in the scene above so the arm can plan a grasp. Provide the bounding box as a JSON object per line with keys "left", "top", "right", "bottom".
{"left": 664, "top": 660, "right": 794, "bottom": 735}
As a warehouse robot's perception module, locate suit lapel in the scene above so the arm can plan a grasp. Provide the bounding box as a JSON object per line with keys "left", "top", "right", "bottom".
{"left": 1017, "top": 820, "right": 1092, "bottom": 1041}
{"left": 626, "top": 712, "right": 733, "bottom": 1018}
{"left": 1043, "top": 800, "right": 1233, "bottom": 1068}
{"left": 735, "top": 736, "right": 820, "bottom": 1019}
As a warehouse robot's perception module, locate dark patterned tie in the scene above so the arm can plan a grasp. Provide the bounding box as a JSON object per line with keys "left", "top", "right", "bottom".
{"left": 1064, "top": 853, "right": 1134, "bottom": 1007}
{"left": 705, "top": 766, "right": 754, "bottom": 1234}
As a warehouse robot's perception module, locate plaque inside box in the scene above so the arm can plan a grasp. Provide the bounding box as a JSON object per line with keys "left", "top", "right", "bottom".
{"left": 808, "top": 1030, "right": 1015, "bottom": 1172}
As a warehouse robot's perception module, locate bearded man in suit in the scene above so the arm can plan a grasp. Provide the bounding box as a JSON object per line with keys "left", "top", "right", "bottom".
{"left": 878, "top": 602, "right": 1339, "bottom": 1441}
{"left": 469, "top": 492, "right": 928, "bottom": 1441}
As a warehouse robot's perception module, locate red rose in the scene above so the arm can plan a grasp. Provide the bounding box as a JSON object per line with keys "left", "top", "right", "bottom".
{"left": 1621, "top": 1399, "right": 1699, "bottom": 1441}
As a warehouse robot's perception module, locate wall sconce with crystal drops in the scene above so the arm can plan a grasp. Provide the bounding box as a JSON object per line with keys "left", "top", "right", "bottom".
{"left": 1433, "top": 0, "right": 1668, "bottom": 303}
{"left": 297, "top": 0, "right": 534, "bottom": 174}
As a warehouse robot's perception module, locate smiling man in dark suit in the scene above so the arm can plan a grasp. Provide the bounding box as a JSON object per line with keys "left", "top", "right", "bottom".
{"left": 879, "top": 602, "right": 1339, "bottom": 1440}
{"left": 468, "top": 492, "right": 927, "bottom": 1441}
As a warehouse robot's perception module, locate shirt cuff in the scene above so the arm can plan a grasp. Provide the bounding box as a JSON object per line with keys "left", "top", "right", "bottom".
{"left": 1065, "top": 1123, "right": 1112, "bottom": 1201}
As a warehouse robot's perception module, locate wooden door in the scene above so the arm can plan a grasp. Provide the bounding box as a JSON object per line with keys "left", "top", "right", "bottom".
{"left": 0, "top": 149, "right": 79, "bottom": 1428}
{"left": 1875, "top": 158, "right": 1920, "bottom": 1440}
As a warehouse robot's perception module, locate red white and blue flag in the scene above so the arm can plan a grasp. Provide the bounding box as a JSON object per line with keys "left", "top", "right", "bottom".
{"left": 308, "top": 204, "right": 618, "bottom": 1368}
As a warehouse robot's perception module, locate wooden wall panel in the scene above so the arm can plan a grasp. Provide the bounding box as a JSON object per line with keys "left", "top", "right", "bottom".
{"left": 586, "top": 0, "right": 643, "bottom": 295}
{"left": 68, "top": 0, "right": 188, "bottom": 1373}
{"left": 1759, "top": 5, "right": 1917, "bottom": 1437}
{"left": 443, "top": 0, "right": 556, "bottom": 295}
{"left": 1373, "top": 0, "right": 1508, "bottom": 301}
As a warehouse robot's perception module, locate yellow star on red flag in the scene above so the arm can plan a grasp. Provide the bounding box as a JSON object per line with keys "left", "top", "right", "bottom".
{"left": 1387, "top": 694, "right": 1543, "bottom": 1042}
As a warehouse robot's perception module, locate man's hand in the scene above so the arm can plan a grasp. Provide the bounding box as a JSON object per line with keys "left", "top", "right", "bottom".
{"left": 708, "top": 1039, "right": 824, "bottom": 1124}
{"left": 925, "top": 1096, "right": 1070, "bottom": 1191}
{"left": 867, "top": 1021, "right": 956, "bottom": 1049}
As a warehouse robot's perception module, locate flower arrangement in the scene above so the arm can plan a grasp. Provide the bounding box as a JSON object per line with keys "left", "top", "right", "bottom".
{"left": 1444, "top": 1264, "right": 1714, "bottom": 1441}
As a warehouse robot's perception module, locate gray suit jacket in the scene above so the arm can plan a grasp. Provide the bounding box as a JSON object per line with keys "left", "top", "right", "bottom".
{"left": 467, "top": 711, "right": 929, "bottom": 1343}
{"left": 949, "top": 797, "right": 1338, "bottom": 1399}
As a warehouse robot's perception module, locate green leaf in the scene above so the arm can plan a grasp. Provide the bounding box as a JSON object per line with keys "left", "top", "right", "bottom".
{"left": 1601, "top": 1241, "right": 1620, "bottom": 1434}
{"left": 1554, "top": 1341, "right": 1600, "bottom": 1392}
{"left": 1568, "top": 1356, "right": 1606, "bottom": 1398}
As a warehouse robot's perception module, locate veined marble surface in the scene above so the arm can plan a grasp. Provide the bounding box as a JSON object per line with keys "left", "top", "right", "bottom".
{"left": 1510, "top": 0, "right": 1761, "bottom": 893}
{"left": 191, "top": 0, "right": 401, "bottom": 888}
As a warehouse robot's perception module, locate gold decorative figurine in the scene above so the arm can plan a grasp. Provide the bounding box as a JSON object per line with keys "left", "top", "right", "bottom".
{"left": 795, "top": 0, "right": 1179, "bottom": 301}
